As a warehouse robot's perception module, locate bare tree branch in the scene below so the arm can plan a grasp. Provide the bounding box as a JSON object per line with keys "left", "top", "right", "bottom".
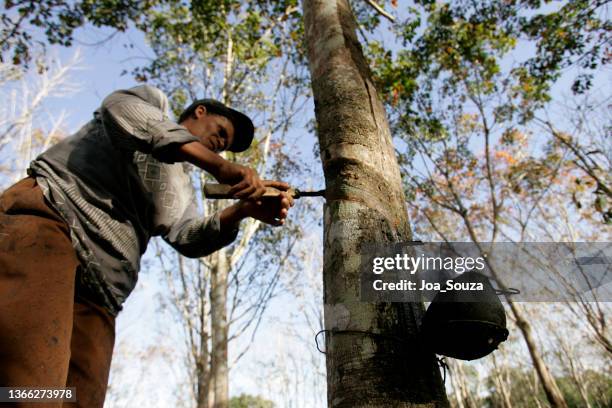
{"left": 363, "top": 0, "right": 395, "bottom": 22}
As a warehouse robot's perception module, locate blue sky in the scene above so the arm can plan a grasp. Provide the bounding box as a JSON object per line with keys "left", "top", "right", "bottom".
{"left": 50, "top": 26, "right": 153, "bottom": 130}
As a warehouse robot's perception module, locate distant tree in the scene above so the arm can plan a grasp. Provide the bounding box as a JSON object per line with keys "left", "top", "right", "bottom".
{"left": 0, "top": 49, "right": 81, "bottom": 187}
{"left": 484, "top": 368, "right": 612, "bottom": 408}
{"left": 249, "top": 233, "right": 326, "bottom": 408}
{"left": 447, "top": 359, "right": 482, "bottom": 408}
{"left": 229, "top": 393, "right": 275, "bottom": 408}
{"left": 535, "top": 96, "right": 611, "bottom": 224}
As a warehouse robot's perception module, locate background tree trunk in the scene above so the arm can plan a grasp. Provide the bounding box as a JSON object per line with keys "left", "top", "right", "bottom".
{"left": 210, "top": 247, "right": 229, "bottom": 408}
{"left": 491, "top": 354, "right": 513, "bottom": 408}
{"left": 301, "top": 0, "right": 448, "bottom": 406}
{"left": 195, "top": 329, "right": 211, "bottom": 408}
{"left": 509, "top": 302, "right": 568, "bottom": 408}
{"left": 196, "top": 275, "right": 211, "bottom": 408}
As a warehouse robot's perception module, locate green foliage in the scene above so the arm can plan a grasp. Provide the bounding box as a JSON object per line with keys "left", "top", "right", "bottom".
{"left": 0, "top": 0, "right": 157, "bottom": 66}
{"left": 483, "top": 367, "right": 612, "bottom": 408}
{"left": 349, "top": 0, "right": 396, "bottom": 33}
{"left": 520, "top": 0, "right": 611, "bottom": 94}
{"left": 370, "top": 0, "right": 610, "bottom": 126}
{"left": 129, "top": 0, "right": 306, "bottom": 114}
{"left": 229, "top": 393, "right": 275, "bottom": 408}
{"left": 365, "top": 0, "right": 610, "bottom": 227}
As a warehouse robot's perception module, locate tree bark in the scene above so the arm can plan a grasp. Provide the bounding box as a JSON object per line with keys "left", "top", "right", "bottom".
{"left": 210, "top": 247, "right": 229, "bottom": 408}
{"left": 301, "top": 0, "right": 448, "bottom": 406}
{"left": 196, "top": 281, "right": 211, "bottom": 408}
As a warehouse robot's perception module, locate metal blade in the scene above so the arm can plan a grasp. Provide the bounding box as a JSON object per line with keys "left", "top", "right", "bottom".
{"left": 295, "top": 189, "right": 326, "bottom": 198}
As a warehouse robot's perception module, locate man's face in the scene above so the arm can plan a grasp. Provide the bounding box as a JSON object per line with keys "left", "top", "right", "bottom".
{"left": 186, "top": 105, "right": 235, "bottom": 153}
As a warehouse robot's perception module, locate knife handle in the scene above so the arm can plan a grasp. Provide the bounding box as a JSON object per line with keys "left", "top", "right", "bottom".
{"left": 204, "top": 183, "right": 296, "bottom": 199}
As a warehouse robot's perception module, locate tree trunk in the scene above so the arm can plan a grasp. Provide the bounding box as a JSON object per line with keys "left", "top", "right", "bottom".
{"left": 195, "top": 333, "right": 211, "bottom": 408}
{"left": 448, "top": 361, "right": 465, "bottom": 408}
{"left": 509, "top": 302, "right": 568, "bottom": 408}
{"left": 196, "top": 286, "right": 211, "bottom": 408}
{"left": 454, "top": 361, "right": 476, "bottom": 408}
{"left": 491, "top": 354, "right": 512, "bottom": 408}
{"left": 210, "top": 247, "right": 229, "bottom": 408}
{"left": 528, "top": 370, "right": 544, "bottom": 408}
{"left": 556, "top": 330, "right": 592, "bottom": 408}
{"left": 301, "top": 1, "right": 448, "bottom": 406}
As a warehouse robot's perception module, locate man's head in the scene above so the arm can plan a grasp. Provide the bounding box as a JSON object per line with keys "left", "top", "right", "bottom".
{"left": 178, "top": 99, "right": 254, "bottom": 153}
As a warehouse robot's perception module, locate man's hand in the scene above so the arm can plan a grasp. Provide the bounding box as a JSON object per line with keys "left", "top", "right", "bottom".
{"left": 218, "top": 180, "right": 294, "bottom": 230}
{"left": 217, "top": 161, "right": 266, "bottom": 200}
{"left": 237, "top": 181, "right": 294, "bottom": 226}
{"left": 173, "top": 141, "right": 267, "bottom": 200}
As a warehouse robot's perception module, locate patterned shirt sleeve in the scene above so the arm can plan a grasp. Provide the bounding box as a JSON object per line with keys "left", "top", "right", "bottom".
{"left": 161, "top": 203, "right": 240, "bottom": 258}
{"left": 157, "top": 168, "right": 239, "bottom": 257}
{"left": 135, "top": 153, "right": 239, "bottom": 258}
{"left": 98, "top": 84, "right": 199, "bottom": 163}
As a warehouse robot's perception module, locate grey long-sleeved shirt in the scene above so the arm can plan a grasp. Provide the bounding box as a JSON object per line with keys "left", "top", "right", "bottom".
{"left": 28, "top": 85, "right": 239, "bottom": 315}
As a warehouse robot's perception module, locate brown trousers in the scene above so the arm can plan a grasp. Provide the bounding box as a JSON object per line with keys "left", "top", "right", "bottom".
{"left": 0, "top": 178, "right": 115, "bottom": 408}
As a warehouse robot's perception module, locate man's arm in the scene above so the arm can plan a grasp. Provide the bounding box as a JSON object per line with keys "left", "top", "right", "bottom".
{"left": 161, "top": 181, "right": 293, "bottom": 258}
{"left": 100, "top": 84, "right": 265, "bottom": 199}
{"left": 99, "top": 85, "right": 199, "bottom": 163}
{"left": 168, "top": 141, "right": 265, "bottom": 199}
